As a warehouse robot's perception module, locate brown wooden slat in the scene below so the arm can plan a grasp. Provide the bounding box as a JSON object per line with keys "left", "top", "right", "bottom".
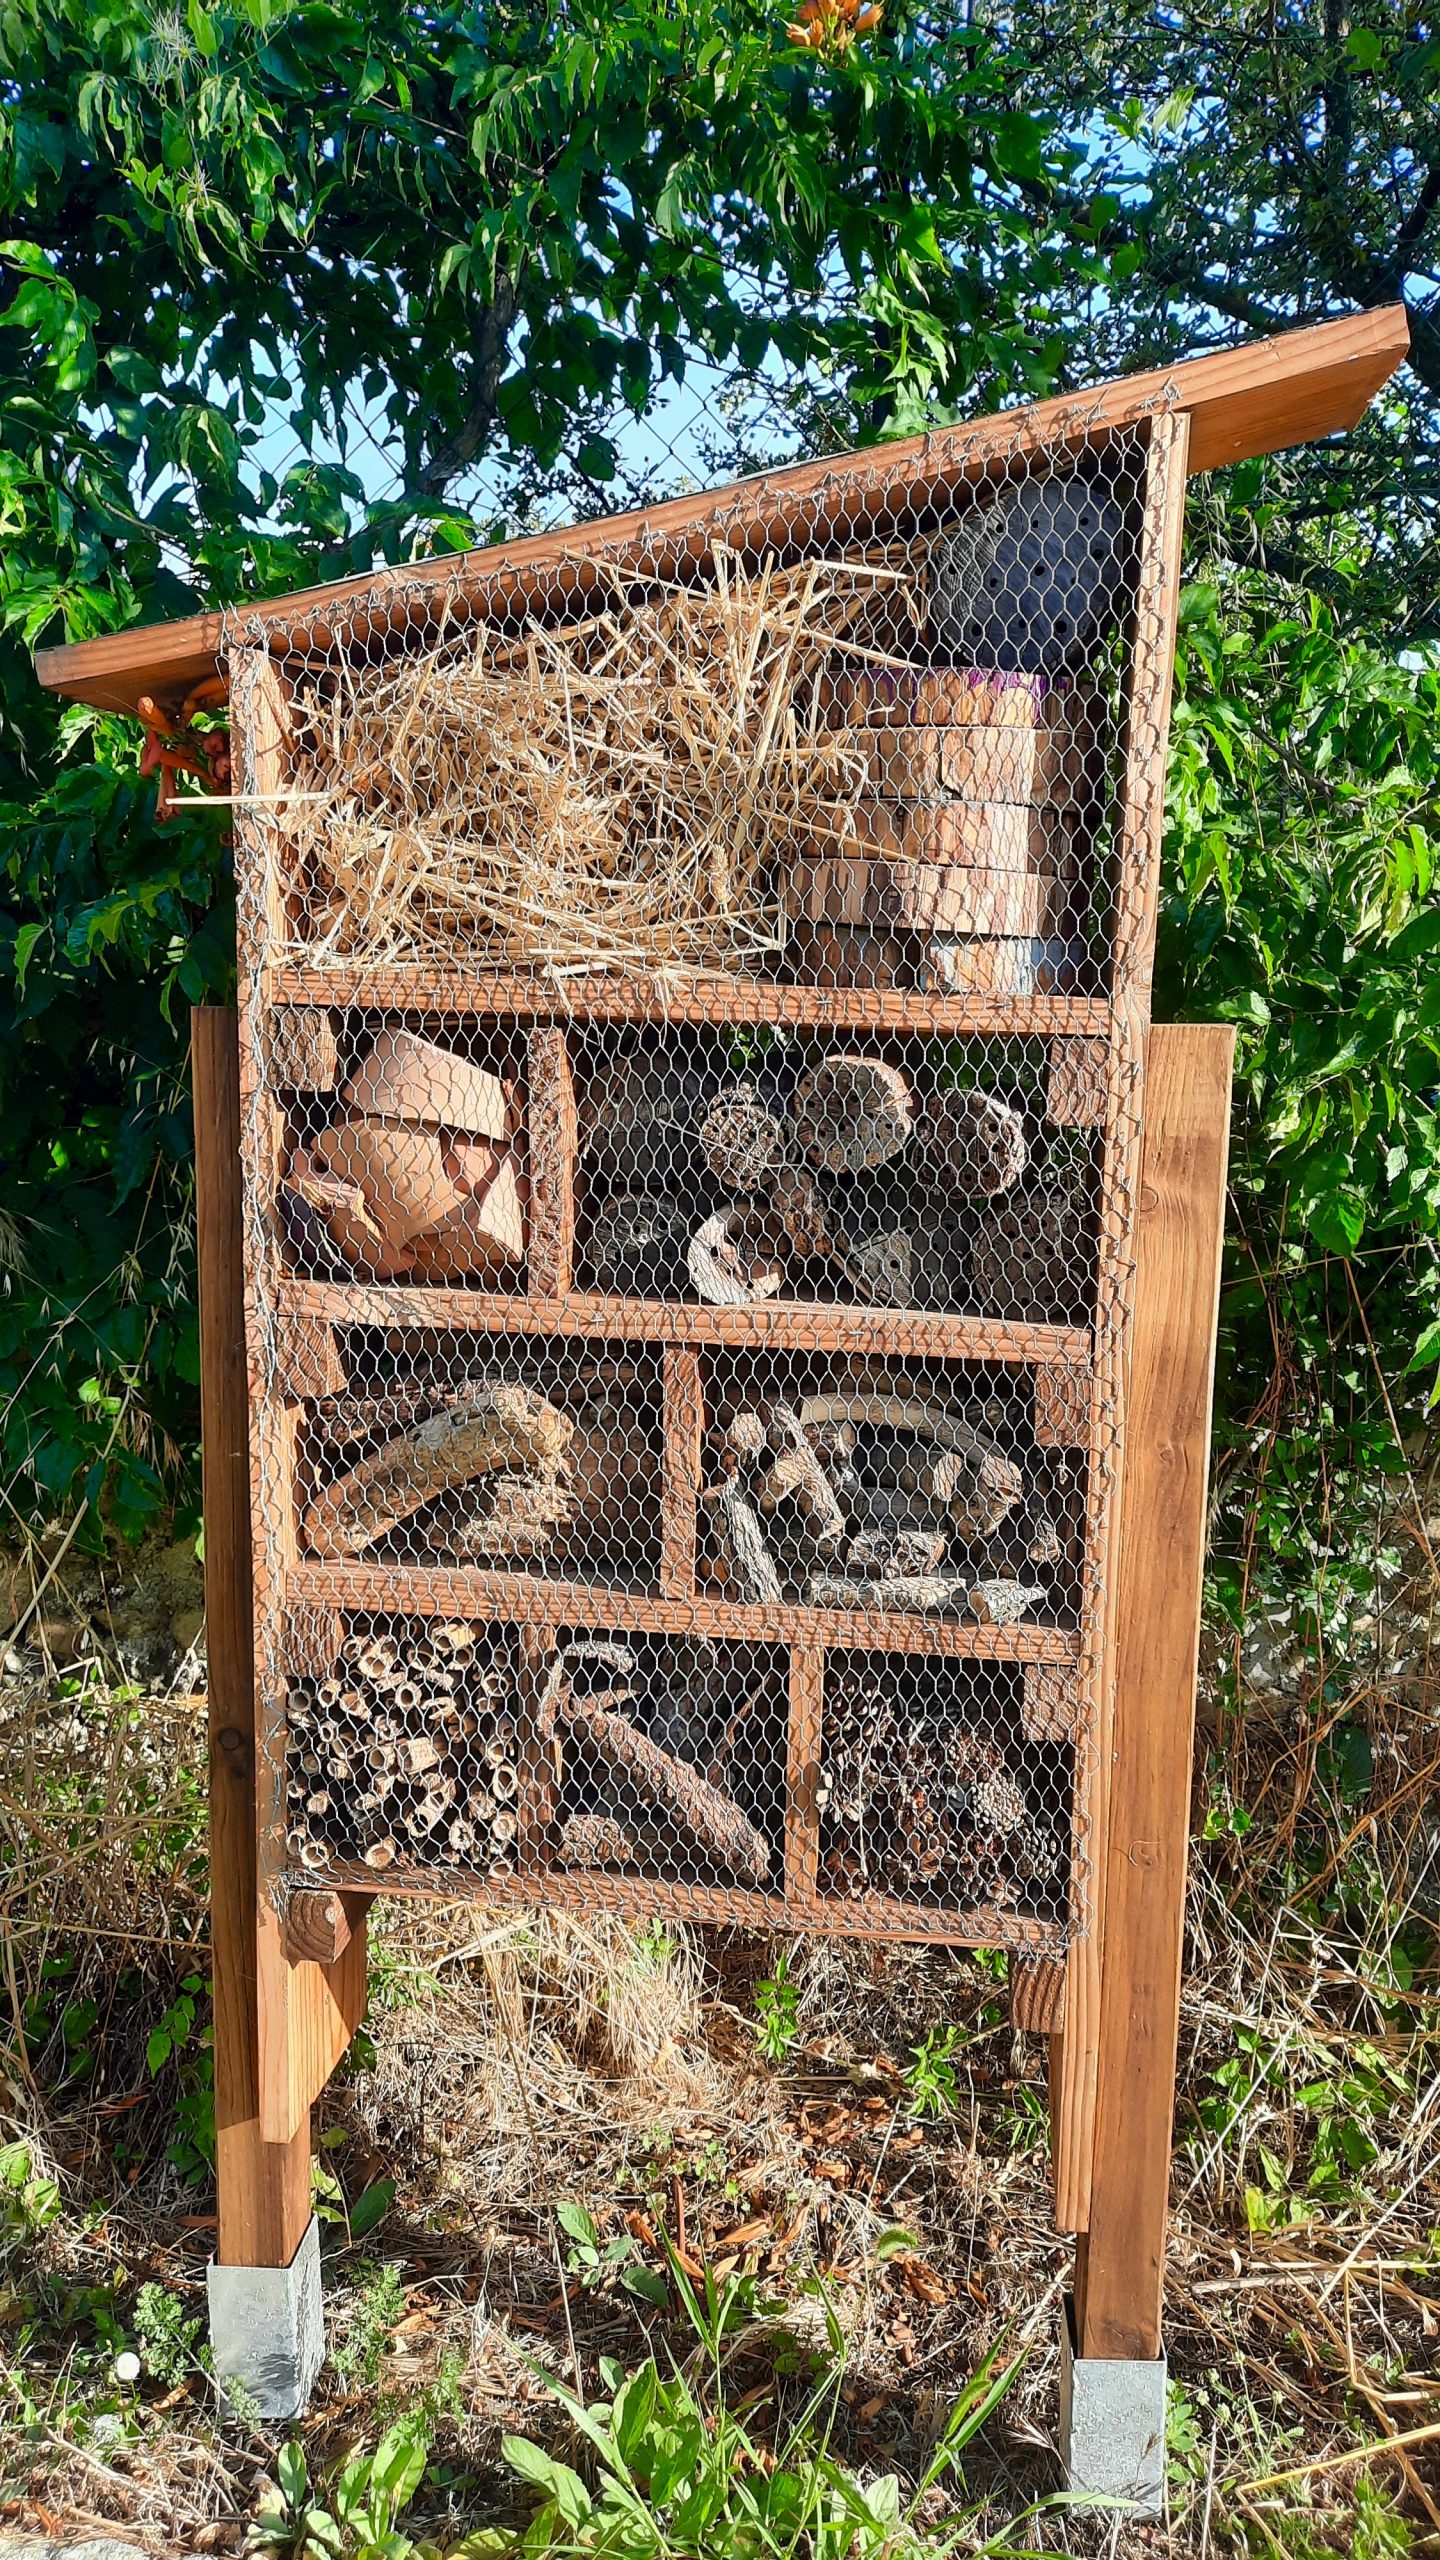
{"left": 264, "top": 1856, "right": 1070, "bottom": 1954}
{"left": 1052, "top": 412, "right": 1192, "bottom": 2237}
{"left": 1076, "top": 1023, "right": 1233, "bottom": 2360}
{"left": 37, "top": 312, "right": 1406, "bottom": 713}
{"left": 270, "top": 968, "right": 1116, "bottom": 1036}
{"left": 284, "top": 1278, "right": 1089, "bottom": 1366}
{"left": 660, "top": 1347, "right": 703, "bottom": 1599}
{"left": 526, "top": 1024, "right": 576, "bottom": 1299}
{"left": 285, "top": 1563, "right": 1081, "bottom": 1660}
{"left": 784, "top": 1649, "right": 825, "bottom": 1913}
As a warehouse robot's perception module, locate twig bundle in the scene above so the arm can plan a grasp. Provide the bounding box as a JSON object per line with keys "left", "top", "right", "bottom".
{"left": 287, "top": 548, "right": 915, "bottom": 974}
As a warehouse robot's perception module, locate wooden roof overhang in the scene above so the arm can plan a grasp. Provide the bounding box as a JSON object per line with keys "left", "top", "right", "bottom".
{"left": 35, "top": 306, "right": 1408, "bottom": 717}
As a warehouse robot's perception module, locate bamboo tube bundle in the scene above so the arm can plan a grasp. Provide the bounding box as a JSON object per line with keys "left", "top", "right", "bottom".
{"left": 284, "top": 1618, "right": 526, "bottom": 1877}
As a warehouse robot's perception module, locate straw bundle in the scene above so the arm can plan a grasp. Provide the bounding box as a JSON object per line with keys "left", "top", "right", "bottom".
{"left": 285, "top": 548, "right": 918, "bottom": 975}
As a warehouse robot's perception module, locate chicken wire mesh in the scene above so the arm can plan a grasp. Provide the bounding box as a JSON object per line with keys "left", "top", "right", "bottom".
{"left": 229, "top": 402, "right": 1185, "bottom": 1950}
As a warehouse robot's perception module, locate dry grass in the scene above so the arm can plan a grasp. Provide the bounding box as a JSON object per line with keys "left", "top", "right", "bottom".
{"left": 285, "top": 549, "right": 914, "bottom": 976}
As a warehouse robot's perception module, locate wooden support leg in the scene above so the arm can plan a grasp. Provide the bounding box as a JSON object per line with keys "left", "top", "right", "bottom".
{"left": 195, "top": 1006, "right": 315, "bottom": 2272}
{"left": 1074, "top": 1022, "right": 1235, "bottom": 2359}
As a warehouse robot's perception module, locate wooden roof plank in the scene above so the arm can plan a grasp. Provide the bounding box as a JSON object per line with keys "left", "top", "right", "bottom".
{"left": 35, "top": 307, "right": 1407, "bottom": 714}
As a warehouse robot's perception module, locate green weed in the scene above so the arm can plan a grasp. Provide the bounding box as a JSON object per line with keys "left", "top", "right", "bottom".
{"left": 332, "top": 2262, "right": 408, "bottom": 2391}
{"left": 753, "top": 1951, "right": 801, "bottom": 2066}
{"left": 904, "top": 2025, "right": 967, "bottom": 2120}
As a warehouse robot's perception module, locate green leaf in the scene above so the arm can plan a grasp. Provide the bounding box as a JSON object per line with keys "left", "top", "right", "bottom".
{"left": 502, "top": 2437, "right": 594, "bottom": 2524}
{"left": 555, "top": 2199, "right": 599, "bottom": 2248}
{"left": 12, "top": 922, "right": 46, "bottom": 999}
{"left": 348, "top": 2178, "right": 396, "bottom": 2240}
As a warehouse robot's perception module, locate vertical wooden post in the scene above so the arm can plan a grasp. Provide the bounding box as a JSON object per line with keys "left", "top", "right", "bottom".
{"left": 194, "top": 1006, "right": 312, "bottom": 2268}
{"left": 1052, "top": 408, "right": 1192, "bottom": 2233}
{"left": 1075, "top": 1023, "right": 1234, "bottom": 2357}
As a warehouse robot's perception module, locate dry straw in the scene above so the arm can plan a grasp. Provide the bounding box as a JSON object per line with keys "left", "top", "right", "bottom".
{"left": 285, "top": 545, "right": 920, "bottom": 974}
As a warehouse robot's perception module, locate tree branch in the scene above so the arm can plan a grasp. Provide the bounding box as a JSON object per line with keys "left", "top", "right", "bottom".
{"left": 414, "top": 269, "right": 520, "bottom": 498}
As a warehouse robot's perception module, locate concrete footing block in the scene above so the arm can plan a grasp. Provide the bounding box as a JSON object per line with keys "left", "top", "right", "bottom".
{"left": 1059, "top": 2301, "right": 1167, "bottom": 2518}
{"left": 208, "top": 2214, "right": 324, "bottom": 2420}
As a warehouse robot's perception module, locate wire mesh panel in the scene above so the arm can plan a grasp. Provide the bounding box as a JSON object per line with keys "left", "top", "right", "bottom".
{"left": 229, "top": 403, "right": 1188, "bottom": 1953}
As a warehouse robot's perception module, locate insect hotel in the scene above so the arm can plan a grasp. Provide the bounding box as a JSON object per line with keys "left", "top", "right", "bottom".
{"left": 38, "top": 307, "right": 1405, "bottom": 2499}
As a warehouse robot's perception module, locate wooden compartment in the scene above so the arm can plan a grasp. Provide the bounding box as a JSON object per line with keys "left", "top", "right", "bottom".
{"left": 689, "top": 1351, "right": 1087, "bottom": 1635}
{"left": 812, "top": 1653, "right": 1073, "bottom": 1930}
{"left": 294, "top": 1332, "right": 665, "bottom": 1593}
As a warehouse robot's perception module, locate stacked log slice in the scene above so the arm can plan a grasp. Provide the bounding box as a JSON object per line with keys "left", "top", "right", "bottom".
{"left": 793, "top": 669, "right": 1098, "bottom": 988}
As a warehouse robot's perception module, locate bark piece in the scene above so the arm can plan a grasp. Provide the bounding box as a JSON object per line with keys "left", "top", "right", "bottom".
{"left": 303, "top": 1384, "right": 574, "bottom": 1558}
{"left": 343, "top": 1029, "right": 514, "bottom": 1137}
{"left": 919, "top": 1089, "right": 1027, "bottom": 1196}
{"left": 968, "top": 1578, "right": 1046, "bottom": 1628}
{"left": 714, "top": 1480, "right": 782, "bottom": 1603}
{"left": 559, "top": 1811, "right": 643, "bottom": 1869}
{"left": 748, "top": 1403, "right": 848, "bottom": 1556}
{"left": 698, "top": 1083, "right": 786, "bottom": 1192}
{"left": 923, "top": 1444, "right": 1025, "bottom": 1544}
{"left": 809, "top": 1572, "right": 970, "bottom": 1614}
{"left": 844, "top": 1527, "right": 948, "bottom": 1579}
{"left": 270, "top": 1007, "right": 339, "bottom": 1091}
{"left": 451, "top": 1470, "right": 576, "bottom": 1559}
{"left": 791, "top": 1056, "right": 914, "bottom": 1175}
{"left": 1046, "top": 1037, "right": 1109, "bottom": 1129}
{"left": 552, "top": 1689, "right": 770, "bottom": 1884}
{"left": 408, "top": 1152, "right": 527, "bottom": 1278}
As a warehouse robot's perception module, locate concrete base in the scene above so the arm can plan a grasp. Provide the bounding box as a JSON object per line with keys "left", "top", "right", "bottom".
{"left": 208, "top": 2214, "right": 324, "bottom": 2420}
{"left": 1059, "top": 2302, "right": 1167, "bottom": 2517}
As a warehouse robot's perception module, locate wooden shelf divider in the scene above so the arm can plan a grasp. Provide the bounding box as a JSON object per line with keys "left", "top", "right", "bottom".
{"left": 661, "top": 1347, "right": 704, "bottom": 1600}
{"left": 283, "top": 1279, "right": 1086, "bottom": 1367}
{"left": 267, "top": 964, "right": 1115, "bottom": 1038}
{"left": 526, "top": 1024, "right": 576, "bottom": 1301}
{"left": 784, "top": 1648, "right": 825, "bottom": 1912}
{"left": 287, "top": 1561, "right": 1079, "bottom": 1661}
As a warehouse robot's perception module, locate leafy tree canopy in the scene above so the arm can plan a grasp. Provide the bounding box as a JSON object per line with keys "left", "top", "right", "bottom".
{"left": 1003, "top": 0, "right": 1440, "bottom": 638}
